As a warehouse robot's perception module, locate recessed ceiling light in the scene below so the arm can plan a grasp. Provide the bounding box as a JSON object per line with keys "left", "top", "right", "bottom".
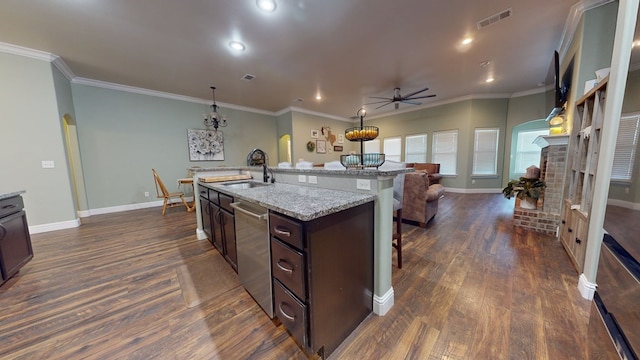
{"left": 229, "top": 41, "right": 246, "bottom": 51}
{"left": 486, "top": 77, "right": 495, "bottom": 83}
{"left": 315, "top": 94, "right": 322, "bottom": 100}
{"left": 462, "top": 37, "right": 473, "bottom": 45}
{"left": 257, "top": 0, "right": 277, "bottom": 12}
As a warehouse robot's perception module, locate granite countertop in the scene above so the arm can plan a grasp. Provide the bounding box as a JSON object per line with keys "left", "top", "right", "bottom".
{"left": 189, "top": 165, "right": 411, "bottom": 177}
{"left": 0, "top": 190, "right": 26, "bottom": 200}
{"left": 200, "top": 181, "right": 375, "bottom": 221}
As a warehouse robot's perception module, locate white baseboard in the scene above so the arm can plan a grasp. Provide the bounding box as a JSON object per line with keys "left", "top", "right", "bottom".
{"left": 29, "top": 218, "right": 81, "bottom": 234}
{"left": 373, "top": 287, "right": 394, "bottom": 316}
{"left": 445, "top": 187, "right": 502, "bottom": 194}
{"left": 196, "top": 228, "right": 208, "bottom": 240}
{"left": 606, "top": 198, "right": 640, "bottom": 210}
{"left": 578, "top": 273, "right": 597, "bottom": 300}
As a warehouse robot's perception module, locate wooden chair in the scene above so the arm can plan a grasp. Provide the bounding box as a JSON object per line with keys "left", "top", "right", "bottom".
{"left": 152, "top": 169, "right": 191, "bottom": 215}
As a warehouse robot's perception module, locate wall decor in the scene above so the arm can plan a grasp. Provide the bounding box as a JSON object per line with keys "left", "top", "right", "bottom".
{"left": 322, "top": 126, "right": 337, "bottom": 146}
{"left": 187, "top": 129, "right": 224, "bottom": 161}
{"left": 334, "top": 145, "right": 343, "bottom": 152}
{"left": 338, "top": 134, "right": 344, "bottom": 144}
{"left": 311, "top": 129, "right": 319, "bottom": 138}
{"left": 306, "top": 141, "right": 315, "bottom": 152}
{"left": 316, "top": 140, "right": 326, "bottom": 153}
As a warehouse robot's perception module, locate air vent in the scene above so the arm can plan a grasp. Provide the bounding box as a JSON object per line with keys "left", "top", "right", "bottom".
{"left": 477, "top": 8, "right": 512, "bottom": 29}
{"left": 241, "top": 73, "right": 256, "bottom": 81}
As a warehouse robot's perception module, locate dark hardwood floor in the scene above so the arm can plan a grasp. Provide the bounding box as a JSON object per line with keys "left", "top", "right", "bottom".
{"left": 0, "top": 193, "right": 619, "bottom": 359}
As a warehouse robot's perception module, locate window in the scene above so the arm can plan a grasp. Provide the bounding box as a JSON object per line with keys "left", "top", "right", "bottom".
{"left": 611, "top": 113, "right": 640, "bottom": 181}
{"left": 514, "top": 129, "right": 548, "bottom": 175}
{"left": 405, "top": 134, "right": 428, "bottom": 163}
{"left": 473, "top": 128, "right": 499, "bottom": 175}
{"left": 383, "top": 137, "right": 402, "bottom": 162}
{"left": 432, "top": 130, "right": 457, "bottom": 175}
{"left": 363, "top": 138, "right": 380, "bottom": 153}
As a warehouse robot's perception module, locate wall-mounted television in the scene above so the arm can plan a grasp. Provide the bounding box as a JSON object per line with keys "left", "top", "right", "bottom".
{"left": 545, "top": 50, "right": 573, "bottom": 122}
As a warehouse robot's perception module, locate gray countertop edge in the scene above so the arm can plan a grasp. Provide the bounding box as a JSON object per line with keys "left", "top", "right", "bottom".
{"left": 200, "top": 182, "right": 376, "bottom": 221}
{"left": 0, "top": 190, "right": 26, "bottom": 200}
{"left": 190, "top": 166, "right": 412, "bottom": 176}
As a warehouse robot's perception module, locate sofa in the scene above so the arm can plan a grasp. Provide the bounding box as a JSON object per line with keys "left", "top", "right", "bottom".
{"left": 406, "top": 163, "right": 442, "bottom": 184}
{"left": 402, "top": 170, "right": 445, "bottom": 227}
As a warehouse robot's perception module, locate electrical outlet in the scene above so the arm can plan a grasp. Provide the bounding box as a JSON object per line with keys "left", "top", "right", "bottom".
{"left": 625, "top": 187, "right": 630, "bottom": 194}
{"left": 356, "top": 179, "right": 371, "bottom": 190}
{"left": 298, "top": 175, "right": 307, "bottom": 183}
{"left": 41, "top": 160, "right": 55, "bottom": 169}
{"left": 308, "top": 176, "right": 317, "bottom": 184}
{"left": 144, "top": 192, "right": 150, "bottom": 197}
{"left": 472, "top": 179, "right": 476, "bottom": 184}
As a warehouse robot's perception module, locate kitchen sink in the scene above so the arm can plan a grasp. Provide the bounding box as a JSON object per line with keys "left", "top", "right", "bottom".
{"left": 222, "top": 181, "right": 271, "bottom": 190}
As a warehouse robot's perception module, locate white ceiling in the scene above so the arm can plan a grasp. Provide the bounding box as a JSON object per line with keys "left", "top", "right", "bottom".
{"left": 0, "top": 0, "right": 581, "bottom": 119}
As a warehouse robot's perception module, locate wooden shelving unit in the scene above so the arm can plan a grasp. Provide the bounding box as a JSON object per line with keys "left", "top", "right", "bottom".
{"left": 560, "top": 76, "right": 608, "bottom": 272}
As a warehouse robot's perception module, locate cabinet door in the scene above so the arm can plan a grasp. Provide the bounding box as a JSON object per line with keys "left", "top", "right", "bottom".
{"left": 200, "top": 197, "right": 213, "bottom": 243}
{"left": 0, "top": 211, "right": 33, "bottom": 281}
{"left": 212, "top": 205, "right": 224, "bottom": 253}
{"left": 221, "top": 210, "right": 237, "bottom": 271}
{"left": 573, "top": 216, "right": 588, "bottom": 271}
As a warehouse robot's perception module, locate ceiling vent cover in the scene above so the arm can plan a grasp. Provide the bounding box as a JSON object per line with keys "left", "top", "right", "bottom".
{"left": 477, "top": 8, "right": 512, "bottom": 29}
{"left": 241, "top": 73, "right": 256, "bottom": 81}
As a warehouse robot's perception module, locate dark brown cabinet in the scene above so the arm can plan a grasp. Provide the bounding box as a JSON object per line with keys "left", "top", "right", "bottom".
{"left": 270, "top": 202, "right": 374, "bottom": 358}
{"left": 0, "top": 194, "right": 33, "bottom": 285}
{"left": 199, "top": 186, "right": 237, "bottom": 272}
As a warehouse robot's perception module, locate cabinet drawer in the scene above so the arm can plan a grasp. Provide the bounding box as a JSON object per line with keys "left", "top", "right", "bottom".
{"left": 274, "top": 279, "right": 307, "bottom": 348}
{"left": 0, "top": 196, "right": 23, "bottom": 218}
{"left": 269, "top": 213, "right": 303, "bottom": 249}
{"left": 219, "top": 193, "right": 234, "bottom": 213}
{"left": 271, "top": 238, "right": 305, "bottom": 300}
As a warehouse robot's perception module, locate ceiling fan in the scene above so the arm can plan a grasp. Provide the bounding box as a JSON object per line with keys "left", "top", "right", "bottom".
{"left": 366, "top": 86, "right": 436, "bottom": 110}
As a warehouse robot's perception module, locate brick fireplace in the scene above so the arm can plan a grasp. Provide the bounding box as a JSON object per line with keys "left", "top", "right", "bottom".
{"left": 512, "top": 135, "right": 569, "bottom": 234}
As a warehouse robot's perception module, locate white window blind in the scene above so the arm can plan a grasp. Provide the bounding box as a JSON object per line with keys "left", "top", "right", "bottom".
{"left": 473, "top": 128, "right": 499, "bottom": 175}
{"left": 364, "top": 139, "right": 380, "bottom": 153}
{"left": 383, "top": 137, "right": 402, "bottom": 162}
{"left": 514, "top": 129, "right": 548, "bottom": 174}
{"left": 405, "top": 134, "right": 428, "bottom": 163}
{"left": 611, "top": 114, "right": 640, "bottom": 181}
{"left": 432, "top": 130, "right": 458, "bottom": 175}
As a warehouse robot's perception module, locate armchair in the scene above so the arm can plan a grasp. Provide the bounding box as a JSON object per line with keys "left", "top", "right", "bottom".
{"left": 402, "top": 171, "right": 445, "bottom": 227}
{"left": 406, "top": 163, "right": 442, "bottom": 184}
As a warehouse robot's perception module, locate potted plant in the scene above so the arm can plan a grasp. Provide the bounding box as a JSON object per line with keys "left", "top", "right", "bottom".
{"left": 502, "top": 177, "right": 546, "bottom": 209}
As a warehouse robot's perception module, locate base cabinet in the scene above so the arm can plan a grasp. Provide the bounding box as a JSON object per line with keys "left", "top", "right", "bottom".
{"left": 559, "top": 201, "right": 588, "bottom": 271}
{"left": 270, "top": 202, "right": 374, "bottom": 358}
{"left": 198, "top": 186, "right": 237, "bottom": 272}
{"left": 0, "top": 195, "right": 33, "bottom": 285}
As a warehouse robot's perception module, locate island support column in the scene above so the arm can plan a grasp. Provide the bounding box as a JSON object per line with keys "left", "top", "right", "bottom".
{"left": 373, "top": 177, "right": 394, "bottom": 315}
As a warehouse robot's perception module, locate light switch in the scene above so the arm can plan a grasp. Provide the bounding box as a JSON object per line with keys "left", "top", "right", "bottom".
{"left": 308, "top": 176, "right": 317, "bottom": 184}
{"left": 42, "top": 160, "right": 55, "bottom": 169}
{"left": 298, "top": 175, "right": 307, "bottom": 183}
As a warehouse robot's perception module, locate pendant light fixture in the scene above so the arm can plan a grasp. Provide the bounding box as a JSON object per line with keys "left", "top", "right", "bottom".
{"left": 203, "top": 86, "right": 227, "bottom": 130}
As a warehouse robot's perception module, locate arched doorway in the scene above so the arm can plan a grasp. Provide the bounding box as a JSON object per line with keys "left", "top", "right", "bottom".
{"left": 62, "top": 114, "right": 89, "bottom": 217}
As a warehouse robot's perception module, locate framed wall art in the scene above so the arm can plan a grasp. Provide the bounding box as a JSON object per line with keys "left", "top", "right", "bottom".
{"left": 187, "top": 129, "right": 224, "bottom": 161}
{"left": 334, "top": 145, "right": 343, "bottom": 152}
{"left": 311, "top": 129, "right": 320, "bottom": 138}
{"left": 316, "top": 140, "right": 326, "bottom": 154}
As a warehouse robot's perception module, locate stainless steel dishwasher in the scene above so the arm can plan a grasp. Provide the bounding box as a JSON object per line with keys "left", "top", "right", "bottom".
{"left": 230, "top": 201, "right": 273, "bottom": 318}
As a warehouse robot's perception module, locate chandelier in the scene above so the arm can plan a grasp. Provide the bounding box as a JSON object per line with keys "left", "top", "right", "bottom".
{"left": 203, "top": 86, "right": 227, "bottom": 130}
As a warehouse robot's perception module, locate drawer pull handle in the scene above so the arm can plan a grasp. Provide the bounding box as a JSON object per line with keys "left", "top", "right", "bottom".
{"left": 276, "top": 260, "right": 294, "bottom": 274}
{"left": 561, "top": 220, "right": 566, "bottom": 224}
{"left": 576, "top": 238, "right": 582, "bottom": 244}
{"left": 274, "top": 227, "right": 291, "bottom": 237}
{"left": 568, "top": 228, "right": 573, "bottom": 233}
{"left": 2, "top": 204, "right": 16, "bottom": 210}
{"left": 278, "top": 303, "right": 296, "bottom": 321}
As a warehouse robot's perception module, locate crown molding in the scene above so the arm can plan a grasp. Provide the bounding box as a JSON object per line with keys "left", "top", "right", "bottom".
{"left": 558, "top": 0, "right": 615, "bottom": 60}
{"left": 72, "top": 77, "right": 275, "bottom": 116}
{"left": 276, "top": 106, "right": 351, "bottom": 122}
{"left": 510, "top": 86, "right": 549, "bottom": 98}
{"left": 0, "top": 41, "right": 57, "bottom": 62}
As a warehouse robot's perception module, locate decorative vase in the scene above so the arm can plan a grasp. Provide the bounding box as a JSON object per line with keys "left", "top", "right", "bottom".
{"left": 520, "top": 196, "right": 537, "bottom": 209}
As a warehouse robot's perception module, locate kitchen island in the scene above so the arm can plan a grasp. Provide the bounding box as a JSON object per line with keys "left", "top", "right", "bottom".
{"left": 190, "top": 165, "right": 409, "bottom": 318}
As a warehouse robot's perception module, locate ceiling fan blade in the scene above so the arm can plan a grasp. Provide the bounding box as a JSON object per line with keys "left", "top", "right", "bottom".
{"left": 375, "top": 102, "right": 393, "bottom": 110}
{"left": 364, "top": 100, "right": 394, "bottom": 106}
{"left": 405, "top": 94, "right": 436, "bottom": 100}
{"left": 401, "top": 100, "right": 422, "bottom": 105}
{"left": 395, "top": 103, "right": 400, "bottom": 110}
{"left": 368, "top": 96, "right": 393, "bottom": 100}
{"left": 401, "top": 86, "right": 430, "bottom": 99}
